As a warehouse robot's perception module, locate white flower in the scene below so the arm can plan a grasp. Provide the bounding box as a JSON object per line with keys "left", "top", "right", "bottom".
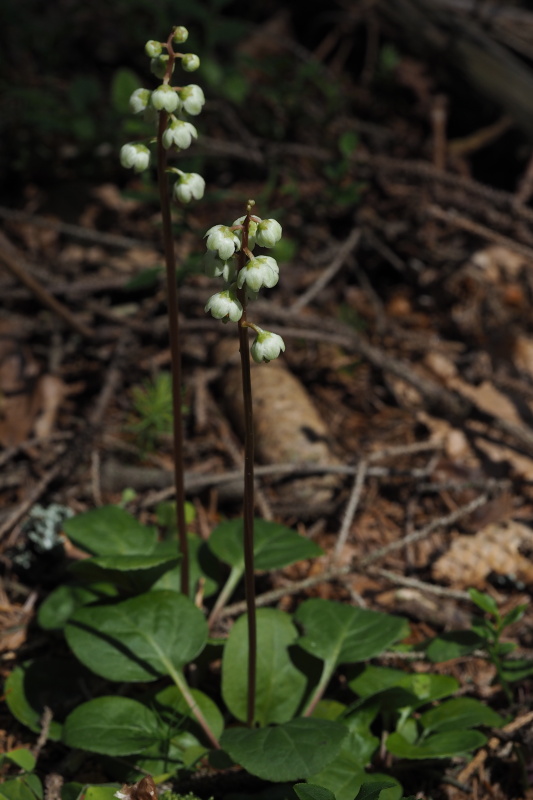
{"left": 205, "top": 225, "right": 241, "bottom": 261}
{"left": 151, "top": 84, "right": 180, "bottom": 113}
{"left": 205, "top": 288, "right": 243, "bottom": 322}
{"left": 129, "top": 88, "right": 151, "bottom": 114}
{"left": 179, "top": 84, "right": 205, "bottom": 115}
{"left": 251, "top": 329, "right": 285, "bottom": 363}
{"left": 182, "top": 54, "right": 200, "bottom": 72}
{"left": 120, "top": 143, "right": 150, "bottom": 173}
{"left": 173, "top": 172, "right": 205, "bottom": 203}
{"left": 204, "top": 250, "right": 236, "bottom": 283}
{"left": 232, "top": 215, "right": 258, "bottom": 249}
{"left": 162, "top": 120, "right": 198, "bottom": 150}
{"left": 256, "top": 218, "right": 282, "bottom": 248}
{"left": 237, "top": 255, "right": 279, "bottom": 292}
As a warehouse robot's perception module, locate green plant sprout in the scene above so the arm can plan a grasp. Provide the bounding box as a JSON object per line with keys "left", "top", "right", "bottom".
{"left": 128, "top": 372, "right": 174, "bottom": 452}
{"left": 469, "top": 588, "right": 528, "bottom": 704}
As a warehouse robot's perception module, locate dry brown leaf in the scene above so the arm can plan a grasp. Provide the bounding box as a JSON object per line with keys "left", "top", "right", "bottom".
{"left": 432, "top": 520, "right": 533, "bottom": 588}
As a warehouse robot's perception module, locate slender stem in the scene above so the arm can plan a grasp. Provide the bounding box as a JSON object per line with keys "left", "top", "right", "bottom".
{"left": 236, "top": 207, "right": 257, "bottom": 727}
{"left": 156, "top": 110, "right": 189, "bottom": 597}
{"left": 165, "top": 662, "right": 221, "bottom": 749}
{"left": 208, "top": 565, "right": 243, "bottom": 627}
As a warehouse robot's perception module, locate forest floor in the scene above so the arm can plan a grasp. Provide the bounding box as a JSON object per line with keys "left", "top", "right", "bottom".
{"left": 1, "top": 3, "right": 533, "bottom": 799}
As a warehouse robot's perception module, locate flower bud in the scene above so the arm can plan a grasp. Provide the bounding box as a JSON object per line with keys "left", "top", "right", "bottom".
{"left": 120, "top": 143, "right": 151, "bottom": 173}
{"left": 179, "top": 84, "right": 205, "bottom": 116}
{"left": 145, "top": 40, "right": 162, "bottom": 57}
{"left": 182, "top": 53, "right": 200, "bottom": 72}
{"left": 173, "top": 172, "right": 205, "bottom": 203}
{"left": 256, "top": 218, "right": 282, "bottom": 248}
{"left": 150, "top": 55, "right": 174, "bottom": 79}
{"left": 173, "top": 26, "right": 189, "bottom": 44}
{"left": 251, "top": 329, "right": 285, "bottom": 363}
{"left": 237, "top": 255, "right": 279, "bottom": 292}
{"left": 205, "top": 225, "right": 241, "bottom": 261}
{"left": 205, "top": 288, "right": 243, "bottom": 322}
{"left": 151, "top": 84, "right": 180, "bottom": 113}
{"left": 129, "top": 88, "right": 151, "bottom": 115}
{"left": 162, "top": 119, "right": 198, "bottom": 150}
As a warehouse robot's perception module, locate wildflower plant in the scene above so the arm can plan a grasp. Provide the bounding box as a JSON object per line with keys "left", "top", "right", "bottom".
{"left": 119, "top": 26, "right": 206, "bottom": 598}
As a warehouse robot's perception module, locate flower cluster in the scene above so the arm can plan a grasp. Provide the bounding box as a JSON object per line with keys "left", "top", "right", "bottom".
{"left": 119, "top": 26, "right": 204, "bottom": 204}
{"left": 204, "top": 212, "right": 286, "bottom": 363}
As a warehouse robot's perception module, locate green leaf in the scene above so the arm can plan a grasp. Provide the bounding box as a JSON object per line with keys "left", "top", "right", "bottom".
{"left": 501, "top": 605, "right": 527, "bottom": 628}
{"left": 222, "top": 609, "right": 307, "bottom": 725}
{"left": 83, "top": 787, "right": 121, "bottom": 800}
{"left": 64, "top": 506, "right": 156, "bottom": 556}
{"left": 348, "top": 665, "right": 457, "bottom": 709}
{"left": 293, "top": 785, "right": 336, "bottom": 800}
{"left": 295, "top": 600, "right": 407, "bottom": 667}
{"left": 500, "top": 658, "right": 533, "bottom": 683}
{"left": 386, "top": 730, "right": 486, "bottom": 759}
{"left": 154, "top": 685, "right": 224, "bottom": 740}
{"left": 208, "top": 519, "right": 322, "bottom": 572}
{"left": 152, "top": 534, "right": 220, "bottom": 599}
{"left": 469, "top": 589, "right": 499, "bottom": 617}
{"left": 355, "top": 778, "right": 402, "bottom": 800}
{"left": 309, "top": 721, "right": 379, "bottom": 800}
{"left": 38, "top": 583, "right": 118, "bottom": 630}
{"left": 220, "top": 719, "right": 347, "bottom": 782}
{"left": 0, "top": 777, "right": 42, "bottom": 800}
{"left": 425, "top": 630, "right": 484, "bottom": 662}
{"left": 63, "top": 697, "right": 159, "bottom": 755}
{"left": 420, "top": 698, "right": 504, "bottom": 734}
{"left": 68, "top": 554, "right": 179, "bottom": 593}
{"left": 111, "top": 68, "right": 141, "bottom": 113}
{"left": 338, "top": 131, "right": 359, "bottom": 158}
{"left": 4, "top": 657, "right": 89, "bottom": 739}
{"left": 0, "top": 749, "right": 36, "bottom": 771}
{"left": 65, "top": 591, "right": 207, "bottom": 681}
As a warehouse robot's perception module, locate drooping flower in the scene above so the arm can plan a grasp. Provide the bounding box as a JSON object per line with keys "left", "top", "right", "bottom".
{"left": 205, "top": 225, "right": 241, "bottom": 261}
{"left": 120, "top": 143, "right": 151, "bottom": 173}
{"left": 251, "top": 329, "right": 285, "bottom": 363}
{"left": 182, "top": 54, "right": 200, "bottom": 72}
{"left": 162, "top": 119, "right": 198, "bottom": 150}
{"left": 145, "top": 40, "right": 162, "bottom": 58}
{"left": 151, "top": 84, "right": 180, "bottom": 113}
{"left": 256, "top": 218, "right": 282, "bottom": 248}
{"left": 179, "top": 84, "right": 205, "bottom": 115}
{"left": 173, "top": 172, "right": 205, "bottom": 203}
{"left": 205, "top": 288, "right": 243, "bottom": 322}
{"left": 237, "top": 255, "right": 279, "bottom": 292}
{"left": 173, "top": 26, "right": 189, "bottom": 44}
{"left": 129, "top": 88, "right": 152, "bottom": 114}
{"left": 150, "top": 55, "right": 174, "bottom": 79}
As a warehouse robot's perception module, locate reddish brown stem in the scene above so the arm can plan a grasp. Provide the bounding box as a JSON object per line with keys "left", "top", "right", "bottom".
{"left": 236, "top": 208, "right": 257, "bottom": 727}
{"left": 156, "top": 110, "right": 189, "bottom": 597}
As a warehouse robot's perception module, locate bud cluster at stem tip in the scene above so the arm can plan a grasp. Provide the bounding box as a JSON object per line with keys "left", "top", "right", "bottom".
{"left": 204, "top": 212, "right": 286, "bottom": 363}
{"left": 119, "top": 25, "right": 205, "bottom": 204}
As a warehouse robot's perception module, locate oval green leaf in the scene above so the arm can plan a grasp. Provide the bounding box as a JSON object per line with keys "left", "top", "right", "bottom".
{"left": 420, "top": 698, "right": 504, "bottom": 734}
{"left": 65, "top": 591, "right": 207, "bottom": 681}
{"left": 154, "top": 685, "right": 224, "bottom": 740}
{"left": 295, "top": 600, "right": 407, "bottom": 667}
{"left": 222, "top": 609, "right": 307, "bottom": 726}
{"left": 220, "top": 718, "right": 347, "bottom": 782}
{"left": 38, "top": 583, "right": 119, "bottom": 630}
{"left": 63, "top": 506, "right": 156, "bottom": 556}
{"left": 386, "top": 729, "right": 486, "bottom": 759}
{"left": 0, "top": 777, "right": 42, "bottom": 800}
{"left": 63, "top": 697, "right": 159, "bottom": 755}
{"left": 348, "top": 665, "right": 458, "bottom": 709}
{"left": 208, "top": 519, "right": 322, "bottom": 571}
